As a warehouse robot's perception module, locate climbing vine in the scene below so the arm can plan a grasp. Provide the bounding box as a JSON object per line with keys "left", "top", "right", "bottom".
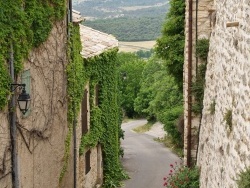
{"left": 82, "top": 49, "right": 128, "bottom": 187}
{"left": 192, "top": 38, "right": 209, "bottom": 114}
{"left": 0, "top": 0, "right": 66, "bottom": 110}
{"left": 62, "top": 24, "right": 126, "bottom": 186}
{"left": 59, "top": 24, "right": 87, "bottom": 183}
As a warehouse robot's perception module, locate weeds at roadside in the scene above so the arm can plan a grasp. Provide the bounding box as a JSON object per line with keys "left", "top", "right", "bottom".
{"left": 154, "top": 135, "right": 183, "bottom": 158}
{"left": 132, "top": 122, "right": 154, "bottom": 133}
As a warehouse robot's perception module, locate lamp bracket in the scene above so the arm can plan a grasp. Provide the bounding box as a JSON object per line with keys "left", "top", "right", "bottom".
{"left": 11, "top": 84, "right": 26, "bottom": 92}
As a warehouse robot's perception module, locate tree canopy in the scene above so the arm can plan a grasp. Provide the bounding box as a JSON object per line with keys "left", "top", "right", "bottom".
{"left": 155, "top": 0, "right": 185, "bottom": 90}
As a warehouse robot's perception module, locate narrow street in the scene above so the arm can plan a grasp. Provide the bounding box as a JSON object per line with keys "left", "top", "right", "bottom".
{"left": 121, "top": 120, "right": 181, "bottom": 188}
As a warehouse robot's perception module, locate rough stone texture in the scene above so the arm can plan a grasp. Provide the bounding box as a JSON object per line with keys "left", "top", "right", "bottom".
{"left": 184, "top": 0, "right": 214, "bottom": 165}
{"left": 197, "top": 1, "right": 250, "bottom": 187}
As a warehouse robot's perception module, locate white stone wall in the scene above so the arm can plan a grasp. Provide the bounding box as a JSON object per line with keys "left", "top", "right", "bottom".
{"left": 197, "top": 1, "right": 250, "bottom": 187}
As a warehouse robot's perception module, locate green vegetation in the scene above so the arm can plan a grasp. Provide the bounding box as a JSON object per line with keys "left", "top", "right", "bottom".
{"left": 84, "top": 16, "right": 164, "bottom": 41}
{"left": 236, "top": 167, "right": 250, "bottom": 188}
{"left": 118, "top": 52, "right": 146, "bottom": 118}
{"left": 64, "top": 25, "right": 127, "bottom": 186}
{"left": 74, "top": 0, "right": 169, "bottom": 19}
{"left": 209, "top": 99, "right": 216, "bottom": 115}
{"left": 0, "top": 0, "right": 66, "bottom": 110}
{"left": 0, "top": 61, "right": 10, "bottom": 110}
{"left": 224, "top": 109, "right": 232, "bottom": 131}
{"left": 74, "top": 0, "right": 169, "bottom": 41}
{"left": 60, "top": 23, "right": 87, "bottom": 183}
{"left": 163, "top": 163, "right": 200, "bottom": 187}
{"left": 136, "top": 49, "right": 154, "bottom": 59}
{"left": 192, "top": 63, "right": 207, "bottom": 114}
{"left": 192, "top": 38, "right": 209, "bottom": 114}
{"left": 196, "top": 38, "right": 210, "bottom": 62}
{"left": 133, "top": 122, "right": 154, "bottom": 133}
{"left": 85, "top": 49, "right": 128, "bottom": 187}
{"left": 155, "top": 0, "right": 185, "bottom": 90}
{"left": 137, "top": 57, "right": 183, "bottom": 147}
{"left": 119, "top": 53, "right": 184, "bottom": 149}
{"left": 154, "top": 136, "right": 183, "bottom": 157}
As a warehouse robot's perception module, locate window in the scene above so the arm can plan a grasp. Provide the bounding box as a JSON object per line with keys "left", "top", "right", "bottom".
{"left": 21, "top": 70, "right": 31, "bottom": 117}
{"left": 81, "top": 89, "right": 88, "bottom": 135}
{"left": 85, "top": 150, "right": 91, "bottom": 174}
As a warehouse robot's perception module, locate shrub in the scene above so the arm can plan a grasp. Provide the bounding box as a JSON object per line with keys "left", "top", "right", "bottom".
{"left": 196, "top": 38, "right": 210, "bottom": 62}
{"left": 160, "top": 105, "right": 184, "bottom": 148}
{"left": 163, "top": 163, "right": 200, "bottom": 188}
{"left": 236, "top": 167, "right": 250, "bottom": 188}
{"left": 224, "top": 109, "right": 232, "bottom": 131}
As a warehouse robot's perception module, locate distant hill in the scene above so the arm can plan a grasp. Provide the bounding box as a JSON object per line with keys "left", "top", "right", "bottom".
{"left": 73, "top": 0, "right": 169, "bottom": 41}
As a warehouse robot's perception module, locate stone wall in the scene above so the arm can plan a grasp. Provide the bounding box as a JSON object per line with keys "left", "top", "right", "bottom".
{"left": 0, "top": 8, "right": 103, "bottom": 188}
{"left": 18, "top": 19, "right": 68, "bottom": 188}
{"left": 0, "top": 109, "right": 12, "bottom": 187}
{"left": 197, "top": 1, "right": 250, "bottom": 187}
{"left": 0, "top": 18, "right": 69, "bottom": 187}
{"left": 184, "top": 0, "right": 214, "bottom": 165}
{"left": 63, "top": 83, "right": 103, "bottom": 188}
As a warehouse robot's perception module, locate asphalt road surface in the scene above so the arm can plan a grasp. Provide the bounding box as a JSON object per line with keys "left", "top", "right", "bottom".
{"left": 121, "top": 120, "right": 181, "bottom": 188}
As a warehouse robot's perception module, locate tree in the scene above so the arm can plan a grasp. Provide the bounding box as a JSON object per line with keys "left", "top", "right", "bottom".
{"left": 155, "top": 0, "right": 185, "bottom": 90}
{"left": 117, "top": 52, "right": 146, "bottom": 118}
{"left": 134, "top": 55, "right": 183, "bottom": 146}
{"left": 134, "top": 56, "right": 162, "bottom": 120}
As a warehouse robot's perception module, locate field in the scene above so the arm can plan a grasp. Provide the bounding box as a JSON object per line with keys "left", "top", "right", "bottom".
{"left": 118, "top": 41, "right": 156, "bottom": 52}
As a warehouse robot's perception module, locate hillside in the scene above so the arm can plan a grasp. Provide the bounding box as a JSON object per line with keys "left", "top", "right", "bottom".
{"left": 73, "top": 0, "right": 169, "bottom": 41}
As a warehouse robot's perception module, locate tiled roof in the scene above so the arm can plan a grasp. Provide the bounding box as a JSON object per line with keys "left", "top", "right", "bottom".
{"left": 79, "top": 25, "right": 118, "bottom": 59}
{"left": 72, "top": 10, "right": 84, "bottom": 23}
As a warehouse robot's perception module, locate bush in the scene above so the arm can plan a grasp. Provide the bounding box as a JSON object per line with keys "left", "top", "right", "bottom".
{"left": 163, "top": 163, "right": 200, "bottom": 188}
{"left": 196, "top": 38, "right": 210, "bottom": 62}
{"left": 160, "top": 105, "right": 183, "bottom": 147}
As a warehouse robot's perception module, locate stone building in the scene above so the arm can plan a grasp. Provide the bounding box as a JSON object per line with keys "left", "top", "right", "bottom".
{"left": 62, "top": 16, "right": 119, "bottom": 187}
{"left": 0, "top": 5, "right": 69, "bottom": 188}
{"left": 184, "top": 0, "right": 250, "bottom": 187}
{"left": 0, "top": 4, "right": 119, "bottom": 188}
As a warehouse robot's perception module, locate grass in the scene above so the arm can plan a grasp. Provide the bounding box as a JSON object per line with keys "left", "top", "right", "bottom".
{"left": 154, "top": 135, "right": 183, "bottom": 158}
{"left": 132, "top": 122, "right": 154, "bottom": 133}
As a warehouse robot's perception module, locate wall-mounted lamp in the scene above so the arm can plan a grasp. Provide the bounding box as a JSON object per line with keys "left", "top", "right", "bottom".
{"left": 11, "top": 84, "right": 31, "bottom": 115}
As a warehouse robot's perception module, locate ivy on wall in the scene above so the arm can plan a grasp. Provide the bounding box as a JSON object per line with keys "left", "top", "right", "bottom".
{"left": 60, "top": 23, "right": 88, "bottom": 183}
{"left": 82, "top": 49, "right": 127, "bottom": 187}
{"left": 192, "top": 38, "right": 210, "bottom": 114}
{"left": 0, "top": 0, "right": 66, "bottom": 110}
{"left": 61, "top": 24, "right": 126, "bottom": 186}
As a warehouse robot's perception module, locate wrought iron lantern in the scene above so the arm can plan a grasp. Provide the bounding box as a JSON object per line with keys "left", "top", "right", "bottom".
{"left": 11, "top": 84, "right": 31, "bottom": 115}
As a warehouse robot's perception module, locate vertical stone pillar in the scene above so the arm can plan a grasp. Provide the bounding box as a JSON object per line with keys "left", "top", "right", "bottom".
{"left": 183, "top": 0, "right": 214, "bottom": 166}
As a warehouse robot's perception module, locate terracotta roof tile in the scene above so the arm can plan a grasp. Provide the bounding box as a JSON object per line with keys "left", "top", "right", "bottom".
{"left": 79, "top": 25, "right": 118, "bottom": 59}
{"left": 72, "top": 10, "right": 84, "bottom": 23}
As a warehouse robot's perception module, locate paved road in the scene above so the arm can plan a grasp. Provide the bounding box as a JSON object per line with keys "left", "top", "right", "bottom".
{"left": 121, "top": 120, "right": 181, "bottom": 188}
